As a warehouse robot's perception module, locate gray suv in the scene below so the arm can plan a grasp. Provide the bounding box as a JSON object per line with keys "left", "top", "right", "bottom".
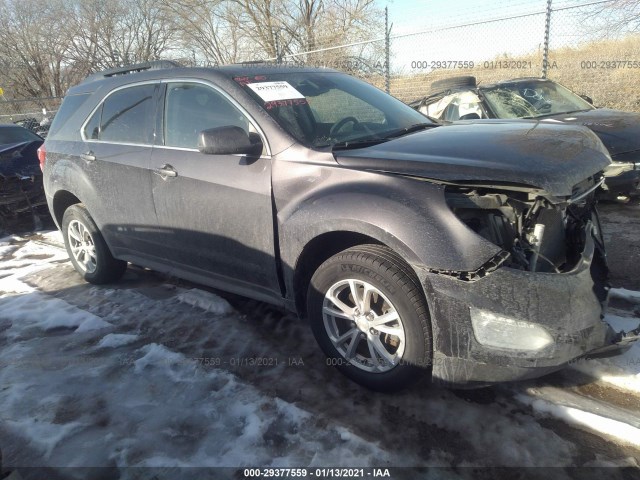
{"left": 42, "top": 62, "right": 639, "bottom": 391}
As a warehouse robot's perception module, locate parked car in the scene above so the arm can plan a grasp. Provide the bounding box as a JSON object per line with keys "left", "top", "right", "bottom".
{"left": 409, "top": 76, "right": 640, "bottom": 197}
{"left": 42, "top": 62, "right": 638, "bottom": 391}
{"left": 0, "top": 124, "right": 48, "bottom": 230}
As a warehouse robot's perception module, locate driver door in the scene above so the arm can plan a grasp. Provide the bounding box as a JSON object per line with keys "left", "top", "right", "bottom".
{"left": 149, "top": 81, "right": 280, "bottom": 295}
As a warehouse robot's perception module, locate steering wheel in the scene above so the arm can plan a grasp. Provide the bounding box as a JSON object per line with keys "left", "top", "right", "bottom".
{"left": 533, "top": 99, "right": 552, "bottom": 112}
{"left": 330, "top": 116, "right": 360, "bottom": 136}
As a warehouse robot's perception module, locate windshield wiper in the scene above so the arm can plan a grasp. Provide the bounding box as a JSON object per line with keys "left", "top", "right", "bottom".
{"left": 522, "top": 109, "right": 592, "bottom": 119}
{"left": 382, "top": 123, "right": 436, "bottom": 139}
{"left": 331, "top": 138, "right": 391, "bottom": 151}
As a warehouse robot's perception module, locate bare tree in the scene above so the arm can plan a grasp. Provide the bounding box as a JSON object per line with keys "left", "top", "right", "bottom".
{"left": 584, "top": 0, "right": 640, "bottom": 37}
{"left": 0, "top": 0, "right": 80, "bottom": 99}
{"left": 68, "top": 0, "right": 178, "bottom": 71}
{"left": 161, "top": 0, "right": 240, "bottom": 65}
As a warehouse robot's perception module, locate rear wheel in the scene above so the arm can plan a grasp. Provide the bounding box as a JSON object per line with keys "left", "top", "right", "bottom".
{"left": 307, "top": 245, "right": 432, "bottom": 391}
{"left": 62, "top": 204, "right": 127, "bottom": 284}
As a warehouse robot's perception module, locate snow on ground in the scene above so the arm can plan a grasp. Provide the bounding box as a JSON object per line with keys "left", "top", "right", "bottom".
{"left": 610, "top": 288, "right": 640, "bottom": 303}
{"left": 1, "top": 232, "right": 640, "bottom": 476}
{"left": 569, "top": 314, "right": 640, "bottom": 393}
{"left": 518, "top": 396, "right": 640, "bottom": 453}
{"left": 176, "top": 287, "right": 233, "bottom": 315}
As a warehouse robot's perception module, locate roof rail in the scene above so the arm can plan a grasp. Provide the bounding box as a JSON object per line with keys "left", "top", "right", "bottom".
{"left": 82, "top": 60, "right": 183, "bottom": 84}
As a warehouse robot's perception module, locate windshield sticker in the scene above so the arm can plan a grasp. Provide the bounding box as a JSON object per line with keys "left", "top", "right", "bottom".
{"left": 264, "top": 98, "right": 308, "bottom": 110}
{"left": 247, "top": 81, "right": 305, "bottom": 102}
{"left": 234, "top": 75, "right": 267, "bottom": 85}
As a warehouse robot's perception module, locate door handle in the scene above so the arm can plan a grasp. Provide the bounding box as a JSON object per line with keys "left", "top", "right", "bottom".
{"left": 154, "top": 164, "right": 178, "bottom": 177}
{"left": 80, "top": 151, "right": 96, "bottom": 162}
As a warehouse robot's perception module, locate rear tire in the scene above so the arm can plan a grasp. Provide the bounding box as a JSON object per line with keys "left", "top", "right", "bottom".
{"left": 307, "top": 244, "right": 432, "bottom": 392}
{"left": 62, "top": 204, "right": 127, "bottom": 284}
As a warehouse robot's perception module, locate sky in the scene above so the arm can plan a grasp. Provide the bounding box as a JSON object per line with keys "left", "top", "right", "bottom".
{"left": 373, "top": 0, "right": 613, "bottom": 74}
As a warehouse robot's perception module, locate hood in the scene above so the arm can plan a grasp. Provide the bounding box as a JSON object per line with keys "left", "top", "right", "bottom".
{"left": 0, "top": 140, "right": 42, "bottom": 177}
{"left": 335, "top": 122, "right": 610, "bottom": 197}
{"left": 540, "top": 108, "right": 640, "bottom": 157}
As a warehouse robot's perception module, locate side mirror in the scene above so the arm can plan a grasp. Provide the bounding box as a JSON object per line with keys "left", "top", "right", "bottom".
{"left": 198, "top": 126, "right": 263, "bottom": 156}
{"left": 579, "top": 94, "right": 593, "bottom": 105}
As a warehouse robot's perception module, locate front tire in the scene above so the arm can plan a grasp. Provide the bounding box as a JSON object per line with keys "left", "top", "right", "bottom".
{"left": 62, "top": 204, "right": 127, "bottom": 284}
{"left": 307, "top": 245, "right": 432, "bottom": 392}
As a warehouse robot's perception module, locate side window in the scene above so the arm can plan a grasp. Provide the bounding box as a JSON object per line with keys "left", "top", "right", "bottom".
{"left": 98, "top": 84, "right": 155, "bottom": 144}
{"left": 164, "top": 82, "right": 250, "bottom": 149}
{"left": 84, "top": 105, "right": 101, "bottom": 140}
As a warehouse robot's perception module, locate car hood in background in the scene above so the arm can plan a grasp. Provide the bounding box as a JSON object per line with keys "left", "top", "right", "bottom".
{"left": 0, "top": 140, "right": 43, "bottom": 177}
{"left": 540, "top": 108, "right": 640, "bottom": 157}
{"left": 335, "top": 122, "right": 610, "bottom": 197}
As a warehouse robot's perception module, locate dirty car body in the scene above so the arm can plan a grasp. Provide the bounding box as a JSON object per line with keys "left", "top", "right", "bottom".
{"left": 43, "top": 64, "right": 639, "bottom": 389}
{"left": 410, "top": 77, "right": 640, "bottom": 198}
{"left": 0, "top": 125, "right": 47, "bottom": 229}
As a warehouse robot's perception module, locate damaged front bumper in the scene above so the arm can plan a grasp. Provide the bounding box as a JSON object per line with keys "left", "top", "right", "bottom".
{"left": 419, "top": 229, "right": 640, "bottom": 387}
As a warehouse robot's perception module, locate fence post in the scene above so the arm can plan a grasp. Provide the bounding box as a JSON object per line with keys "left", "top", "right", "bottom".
{"left": 542, "top": 0, "right": 552, "bottom": 78}
{"left": 385, "top": 6, "right": 391, "bottom": 94}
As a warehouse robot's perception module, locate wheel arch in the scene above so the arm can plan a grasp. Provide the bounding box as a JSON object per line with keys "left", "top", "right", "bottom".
{"left": 52, "top": 190, "right": 83, "bottom": 228}
{"left": 291, "top": 228, "right": 426, "bottom": 319}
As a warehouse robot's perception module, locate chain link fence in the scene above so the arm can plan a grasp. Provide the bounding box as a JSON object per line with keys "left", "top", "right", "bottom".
{"left": 2, "top": 1, "right": 638, "bottom": 115}
{"left": 0, "top": 97, "right": 62, "bottom": 136}
{"left": 254, "top": 0, "right": 639, "bottom": 112}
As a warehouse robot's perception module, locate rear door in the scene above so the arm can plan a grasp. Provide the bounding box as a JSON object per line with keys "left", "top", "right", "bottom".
{"left": 81, "top": 82, "right": 160, "bottom": 256}
{"left": 150, "top": 80, "right": 280, "bottom": 296}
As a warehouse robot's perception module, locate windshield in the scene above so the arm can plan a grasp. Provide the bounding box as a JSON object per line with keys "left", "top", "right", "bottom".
{"left": 481, "top": 80, "right": 593, "bottom": 119}
{"left": 234, "top": 72, "right": 433, "bottom": 148}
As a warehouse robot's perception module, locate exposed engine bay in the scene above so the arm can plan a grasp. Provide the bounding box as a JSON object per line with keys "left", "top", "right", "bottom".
{"left": 444, "top": 174, "right": 605, "bottom": 276}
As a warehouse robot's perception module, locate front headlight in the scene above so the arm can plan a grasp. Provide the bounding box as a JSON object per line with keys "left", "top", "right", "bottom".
{"left": 470, "top": 308, "right": 554, "bottom": 352}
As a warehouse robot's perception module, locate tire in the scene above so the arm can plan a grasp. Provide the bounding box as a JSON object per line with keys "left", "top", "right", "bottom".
{"left": 307, "top": 244, "right": 432, "bottom": 392}
{"left": 61, "top": 204, "right": 127, "bottom": 284}
{"left": 429, "top": 75, "right": 476, "bottom": 94}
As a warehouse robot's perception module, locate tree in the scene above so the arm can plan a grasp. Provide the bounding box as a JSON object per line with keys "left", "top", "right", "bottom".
{"left": 0, "top": 0, "right": 79, "bottom": 99}
{"left": 584, "top": 0, "right": 640, "bottom": 37}
{"left": 68, "top": 0, "right": 178, "bottom": 71}
{"left": 161, "top": 0, "right": 241, "bottom": 65}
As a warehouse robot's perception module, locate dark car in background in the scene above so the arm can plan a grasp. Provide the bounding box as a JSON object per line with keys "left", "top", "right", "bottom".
{"left": 42, "top": 62, "right": 638, "bottom": 391}
{"left": 0, "top": 125, "right": 48, "bottom": 231}
{"left": 410, "top": 76, "right": 640, "bottom": 198}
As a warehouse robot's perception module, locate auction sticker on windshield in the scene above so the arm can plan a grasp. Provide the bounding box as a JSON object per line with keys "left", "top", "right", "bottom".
{"left": 247, "top": 81, "right": 305, "bottom": 102}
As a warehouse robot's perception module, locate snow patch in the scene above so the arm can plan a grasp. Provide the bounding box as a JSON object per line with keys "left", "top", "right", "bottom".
{"left": 38, "top": 229, "right": 65, "bottom": 247}
{"left": 610, "top": 288, "right": 640, "bottom": 303}
{"left": 0, "top": 244, "right": 19, "bottom": 257}
{"left": 570, "top": 313, "right": 640, "bottom": 393}
{"left": 175, "top": 288, "right": 233, "bottom": 315}
{"left": 0, "top": 291, "right": 108, "bottom": 333}
{"left": 97, "top": 333, "right": 139, "bottom": 349}
{"left": 518, "top": 395, "right": 640, "bottom": 448}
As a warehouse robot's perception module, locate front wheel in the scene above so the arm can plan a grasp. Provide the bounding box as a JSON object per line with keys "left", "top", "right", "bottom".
{"left": 62, "top": 204, "right": 127, "bottom": 284}
{"left": 307, "top": 245, "right": 432, "bottom": 392}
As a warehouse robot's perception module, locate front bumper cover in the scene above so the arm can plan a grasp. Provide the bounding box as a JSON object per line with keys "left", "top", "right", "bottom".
{"left": 418, "top": 230, "right": 638, "bottom": 387}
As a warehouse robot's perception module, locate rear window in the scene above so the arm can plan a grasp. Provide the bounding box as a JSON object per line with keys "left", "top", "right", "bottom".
{"left": 47, "top": 93, "right": 91, "bottom": 139}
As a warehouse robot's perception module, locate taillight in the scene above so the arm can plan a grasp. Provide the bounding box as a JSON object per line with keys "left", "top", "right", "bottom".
{"left": 37, "top": 144, "right": 46, "bottom": 170}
